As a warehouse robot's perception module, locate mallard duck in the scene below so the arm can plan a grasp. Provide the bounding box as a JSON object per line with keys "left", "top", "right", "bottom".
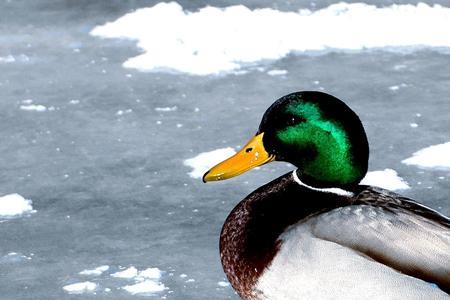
{"left": 203, "top": 91, "right": 450, "bottom": 300}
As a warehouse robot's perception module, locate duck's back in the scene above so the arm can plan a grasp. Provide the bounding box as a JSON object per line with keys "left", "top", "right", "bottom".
{"left": 220, "top": 172, "right": 450, "bottom": 300}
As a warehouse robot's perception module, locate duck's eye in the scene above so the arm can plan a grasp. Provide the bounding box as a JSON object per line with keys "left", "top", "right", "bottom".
{"left": 245, "top": 147, "right": 253, "bottom": 153}
{"left": 287, "top": 116, "right": 304, "bottom": 126}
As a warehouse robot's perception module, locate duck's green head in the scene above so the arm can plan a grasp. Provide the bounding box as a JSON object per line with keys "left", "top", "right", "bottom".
{"left": 203, "top": 91, "right": 369, "bottom": 188}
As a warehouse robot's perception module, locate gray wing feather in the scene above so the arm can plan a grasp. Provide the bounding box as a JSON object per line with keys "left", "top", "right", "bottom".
{"left": 311, "top": 186, "right": 450, "bottom": 293}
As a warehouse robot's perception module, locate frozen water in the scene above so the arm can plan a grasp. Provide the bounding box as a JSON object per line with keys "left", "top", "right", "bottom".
{"left": 155, "top": 106, "right": 178, "bottom": 112}
{"left": 1, "top": 0, "right": 449, "bottom": 299}
{"left": 111, "top": 266, "right": 138, "bottom": 279}
{"left": 267, "top": 69, "right": 288, "bottom": 76}
{"left": 0, "top": 252, "right": 32, "bottom": 263}
{"left": 402, "top": 142, "right": 450, "bottom": 169}
{"left": 122, "top": 280, "right": 166, "bottom": 295}
{"left": 218, "top": 281, "right": 230, "bottom": 287}
{"left": 62, "top": 281, "right": 97, "bottom": 294}
{"left": 79, "top": 265, "right": 109, "bottom": 276}
{"left": 0, "top": 194, "right": 35, "bottom": 217}
{"left": 19, "top": 104, "right": 47, "bottom": 112}
{"left": 137, "top": 267, "right": 163, "bottom": 280}
{"left": 91, "top": 2, "right": 450, "bottom": 75}
{"left": 361, "top": 169, "right": 410, "bottom": 191}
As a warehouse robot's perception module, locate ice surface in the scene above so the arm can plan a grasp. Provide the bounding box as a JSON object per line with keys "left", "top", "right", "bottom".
{"left": 155, "top": 106, "right": 178, "bottom": 112}
{"left": 402, "top": 142, "right": 450, "bottom": 169}
{"left": 110, "top": 266, "right": 138, "bottom": 279}
{"left": 79, "top": 265, "right": 109, "bottom": 276}
{"left": 217, "top": 281, "right": 230, "bottom": 287}
{"left": 267, "top": 69, "right": 288, "bottom": 76}
{"left": 0, "top": 55, "right": 15, "bottom": 63}
{"left": 136, "top": 267, "right": 162, "bottom": 280}
{"left": 0, "top": 194, "right": 35, "bottom": 217}
{"left": 0, "top": 252, "right": 32, "bottom": 263}
{"left": 91, "top": 2, "right": 450, "bottom": 75}
{"left": 19, "top": 104, "right": 47, "bottom": 112}
{"left": 184, "top": 148, "right": 236, "bottom": 179}
{"left": 62, "top": 281, "right": 97, "bottom": 294}
{"left": 361, "top": 169, "right": 410, "bottom": 191}
{"left": 122, "top": 280, "right": 166, "bottom": 295}
{"left": 65, "top": 265, "right": 165, "bottom": 297}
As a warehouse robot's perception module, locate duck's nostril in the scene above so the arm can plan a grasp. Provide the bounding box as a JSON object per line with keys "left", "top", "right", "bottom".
{"left": 245, "top": 147, "right": 253, "bottom": 153}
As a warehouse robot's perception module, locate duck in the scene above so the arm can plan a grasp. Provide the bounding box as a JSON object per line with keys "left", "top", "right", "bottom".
{"left": 202, "top": 91, "right": 450, "bottom": 300}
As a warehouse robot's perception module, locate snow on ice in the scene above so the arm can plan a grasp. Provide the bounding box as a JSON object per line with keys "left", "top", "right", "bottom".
{"left": 92, "top": 2, "right": 450, "bottom": 75}
{"left": 0, "top": 194, "right": 35, "bottom": 218}
{"left": 402, "top": 142, "right": 450, "bottom": 169}
{"left": 361, "top": 169, "right": 410, "bottom": 190}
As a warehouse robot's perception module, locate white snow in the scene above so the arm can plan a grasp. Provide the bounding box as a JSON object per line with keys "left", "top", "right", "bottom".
{"left": 0, "top": 55, "right": 15, "bottom": 63}
{"left": 361, "top": 169, "right": 409, "bottom": 190}
{"left": 20, "top": 104, "right": 47, "bottom": 112}
{"left": 63, "top": 281, "right": 97, "bottom": 294}
{"left": 116, "top": 109, "right": 132, "bottom": 116}
{"left": 184, "top": 148, "right": 236, "bottom": 179}
{"left": 155, "top": 106, "right": 177, "bottom": 112}
{"left": 1, "top": 252, "right": 32, "bottom": 262}
{"left": 389, "top": 85, "right": 400, "bottom": 91}
{"left": 218, "top": 281, "right": 230, "bottom": 287}
{"left": 79, "top": 265, "right": 109, "bottom": 276}
{"left": 111, "top": 266, "right": 138, "bottom": 278}
{"left": 0, "top": 194, "right": 35, "bottom": 217}
{"left": 91, "top": 2, "right": 450, "bottom": 75}
{"left": 66, "top": 265, "right": 164, "bottom": 296}
{"left": 136, "top": 267, "right": 162, "bottom": 280}
{"left": 111, "top": 266, "right": 165, "bottom": 295}
{"left": 122, "top": 280, "right": 166, "bottom": 295}
{"left": 267, "top": 69, "right": 288, "bottom": 76}
{"left": 402, "top": 142, "right": 450, "bottom": 169}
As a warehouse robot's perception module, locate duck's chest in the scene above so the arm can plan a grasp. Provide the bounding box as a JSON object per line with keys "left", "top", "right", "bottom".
{"left": 253, "top": 221, "right": 448, "bottom": 300}
{"left": 219, "top": 173, "right": 351, "bottom": 299}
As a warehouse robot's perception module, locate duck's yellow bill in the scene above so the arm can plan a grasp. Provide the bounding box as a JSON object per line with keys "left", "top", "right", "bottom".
{"left": 203, "top": 132, "right": 275, "bottom": 182}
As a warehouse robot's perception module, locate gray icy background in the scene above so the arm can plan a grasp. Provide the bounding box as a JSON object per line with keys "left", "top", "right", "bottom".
{"left": 0, "top": 0, "right": 449, "bottom": 299}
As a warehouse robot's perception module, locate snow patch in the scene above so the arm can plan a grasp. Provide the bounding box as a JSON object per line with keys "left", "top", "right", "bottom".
{"left": 267, "top": 69, "right": 288, "bottom": 76}
{"left": 184, "top": 148, "right": 236, "bottom": 179}
{"left": 122, "top": 280, "right": 166, "bottom": 295}
{"left": 218, "top": 281, "right": 230, "bottom": 287}
{"left": 136, "top": 267, "right": 162, "bottom": 280}
{"left": 389, "top": 85, "right": 400, "bottom": 91}
{"left": 361, "top": 169, "right": 409, "bottom": 190}
{"left": 20, "top": 104, "right": 47, "bottom": 112}
{"left": 1, "top": 252, "right": 32, "bottom": 263}
{"left": 402, "top": 142, "right": 450, "bottom": 169}
{"left": 63, "top": 281, "right": 97, "bottom": 294}
{"left": 0, "top": 54, "right": 29, "bottom": 63}
{"left": 155, "top": 106, "right": 177, "bottom": 112}
{"left": 116, "top": 109, "right": 132, "bottom": 116}
{"left": 110, "top": 266, "right": 165, "bottom": 295}
{"left": 111, "top": 266, "right": 138, "bottom": 278}
{"left": 0, "top": 194, "right": 35, "bottom": 217}
{"left": 91, "top": 2, "right": 450, "bottom": 75}
{"left": 0, "top": 55, "right": 15, "bottom": 63}
{"left": 79, "top": 265, "right": 109, "bottom": 276}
